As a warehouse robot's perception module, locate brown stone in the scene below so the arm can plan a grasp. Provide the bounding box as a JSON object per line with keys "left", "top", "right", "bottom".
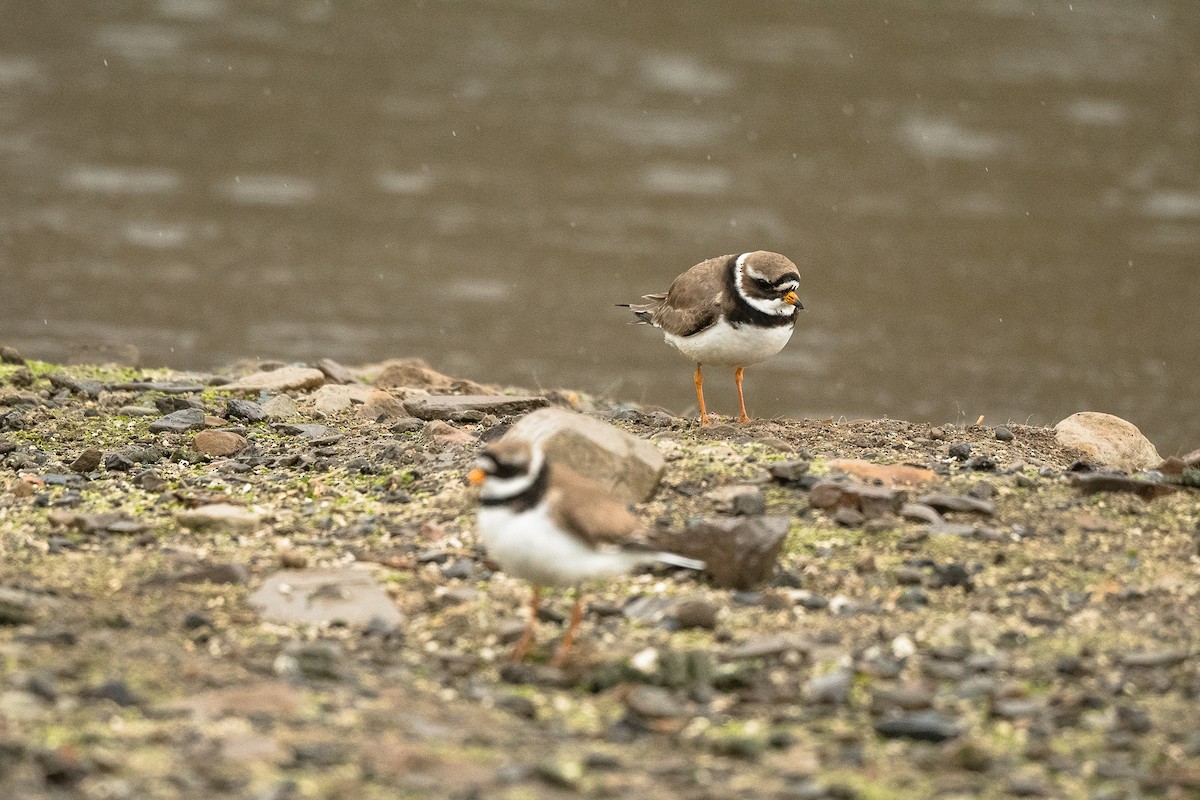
{"left": 1054, "top": 412, "right": 1161, "bottom": 472}
{"left": 370, "top": 357, "right": 495, "bottom": 395}
{"left": 827, "top": 459, "right": 939, "bottom": 486}
{"left": 405, "top": 394, "right": 547, "bottom": 421}
{"left": 655, "top": 516, "right": 790, "bottom": 590}
{"left": 192, "top": 430, "right": 248, "bottom": 457}
{"left": 69, "top": 449, "right": 103, "bottom": 473}
{"left": 222, "top": 366, "right": 325, "bottom": 393}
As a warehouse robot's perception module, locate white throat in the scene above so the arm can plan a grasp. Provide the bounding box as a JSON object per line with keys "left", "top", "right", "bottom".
{"left": 734, "top": 253, "right": 797, "bottom": 317}
{"left": 479, "top": 445, "right": 545, "bottom": 501}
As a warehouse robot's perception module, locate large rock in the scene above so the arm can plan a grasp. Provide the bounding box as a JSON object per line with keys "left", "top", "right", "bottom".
{"left": 310, "top": 383, "right": 378, "bottom": 414}
{"left": 503, "top": 408, "right": 664, "bottom": 503}
{"left": 1054, "top": 412, "right": 1161, "bottom": 472}
{"left": 177, "top": 503, "right": 262, "bottom": 533}
{"left": 653, "top": 516, "right": 791, "bottom": 590}
{"left": 367, "top": 357, "right": 495, "bottom": 395}
{"left": 222, "top": 366, "right": 325, "bottom": 393}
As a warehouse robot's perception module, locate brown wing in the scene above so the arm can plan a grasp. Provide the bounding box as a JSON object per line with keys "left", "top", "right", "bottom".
{"left": 648, "top": 255, "right": 733, "bottom": 337}
{"left": 546, "top": 464, "right": 641, "bottom": 548}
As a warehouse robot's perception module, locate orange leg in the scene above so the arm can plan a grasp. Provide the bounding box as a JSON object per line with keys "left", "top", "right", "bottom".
{"left": 549, "top": 596, "right": 585, "bottom": 668}
{"left": 694, "top": 365, "right": 710, "bottom": 426}
{"left": 511, "top": 586, "right": 541, "bottom": 662}
{"left": 734, "top": 367, "right": 750, "bottom": 423}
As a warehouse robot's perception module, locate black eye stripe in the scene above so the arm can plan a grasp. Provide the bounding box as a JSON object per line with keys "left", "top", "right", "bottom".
{"left": 490, "top": 461, "right": 526, "bottom": 479}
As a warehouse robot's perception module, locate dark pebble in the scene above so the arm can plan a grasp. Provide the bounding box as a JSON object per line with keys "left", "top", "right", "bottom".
{"left": 948, "top": 442, "right": 972, "bottom": 460}
{"left": 897, "top": 587, "right": 929, "bottom": 608}
{"left": 224, "top": 398, "right": 267, "bottom": 423}
{"left": 874, "top": 710, "right": 961, "bottom": 742}
{"left": 68, "top": 449, "right": 103, "bottom": 473}
{"left": 35, "top": 747, "right": 88, "bottom": 786}
{"left": 994, "top": 425, "right": 1014, "bottom": 441}
{"left": 964, "top": 455, "right": 997, "bottom": 471}
{"left": 153, "top": 395, "right": 204, "bottom": 413}
{"left": 0, "top": 345, "right": 24, "bottom": 364}
{"left": 768, "top": 459, "right": 811, "bottom": 485}
{"left": 731, "top": 489, "right": 766, "bottom": 516}
{"left": 495, "top": 694, "right": 538, "bottom": 719}
{"left": 84, "top": 679, "right": 140, "bottom": 707}
{"left": 805, "top": 669, "right": 852, "bottom": 704}
{"left": 182, "top": 612, "right": 211, "bottom": 630}
{"left": 671, "top": 599, "right": 720, "bottom": 630}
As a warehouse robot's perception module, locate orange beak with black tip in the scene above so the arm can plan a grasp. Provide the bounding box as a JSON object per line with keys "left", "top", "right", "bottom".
{"left": 783, "top": 290, "right": 803, "bottom": 309}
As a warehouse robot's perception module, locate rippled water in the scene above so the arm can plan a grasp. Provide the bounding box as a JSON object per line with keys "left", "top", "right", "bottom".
{"left": 1, "top": 1, "right": 1198, "bottom": 451}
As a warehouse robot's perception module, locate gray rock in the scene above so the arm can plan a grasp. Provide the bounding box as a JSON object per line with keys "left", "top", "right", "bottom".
{"left": 994, "top": 425, "right": 1014, "bottom": 441}
{"left": 250, "top": 567, "right": 403, "bottom": 625}
{"left": 108, "top": 381, "right": 205, "bottom": 394}
{"left": 310, "top": 384, "right": 377, "bottom": 414}
{"left": 0, "top": 586, "right": 51, "bottom": 625}
{"left": 1071, "top": 472, "right": 1176, "bottom": 501}
{"left": 144, "top": 562, "right": 249, "bottom": 586}
{"left": 725, "top": 633, "right": 812, "bottom": 661}
{"left": 223, "top": 366, "right": 325, "bottom": 392}
{"left": 406, "top": 394, "right": 548, "bottom": 421}
{"left": 670, "top": 599, "right": 720, "bottom": 630}
{"left": 276, "top": 641, "right": 344, "bottom": 681}
{"left": 48, "top": 373, "right": 102, "bottom": 398}
{"left": 0, "top": 346, "right": 24, "bottom": 364}
{"left": 1119, "top": 649, "right": 1191, "bottom": 668}
{"left": 261, "top": 394, "right": 300, "bottom": 420}
{"left": 656, "top": 516, "right": 790, "bottom": 590}
{"left": 504, "top": 408, "right": 665, "bottom": 504}
{"left": 916, "top": 493, "right": 996, "bottom": 516}
{"left": 315, "top": 358, "right": 355, "bottom": 385}
{"left": 805, "top": 669, "right": 852, "bottom": 705}
{"left": 808, "top": 481, "right": 906, "bottom": 518}
{"left": 148, "top": 408, "right": 206, "bottom": 434}
{"left": 1054, "top": 411, "right": 1161, "bottom": 472}
{"left": 69, "top": 449, "right": 103, "bottom": 473}
{"left": 224, "top": 398, "right": 267, "bottom": 423}
{"left": 900, "top": 503, "right": 941, "bottom": 524}
{"left": 116, "top": 405, "right": 159, "bottom": 417}
{"left": 625, "top": 685, "right": 684, "bottom": 719}
{"left": 874, "top": 710, "right": 961, "bottom": 742}
{"left": 176, "top": 503, "right": 261, "bottom": 533}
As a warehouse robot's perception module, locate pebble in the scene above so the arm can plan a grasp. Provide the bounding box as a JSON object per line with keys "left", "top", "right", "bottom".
{"left": 948, "top": 442, "right": 972, "bottom": 460}
{"left": 224, "top": 398, "right": 267, "bottom": 423}
{"left": 726, "top": 633, "right": 812, "bottom": 661}
{"left": 223, "top": 366, "right": 325, "bottom": 392}
{"left": 917, "top": 493, "right": 995, "bottom": 516}
{"left": 153, "top": 395, "right": 204, "bottom": 413}
{"left": 670, "top": 599, "right": 720, "bottom": 630}
{"left": 874, "top": 710, "right": 961, "bottom": 742}
{"left": 1071, "top": 472, "right": 1175, "bottom": 501}
{"left": 146, "top": 562, "right": 249, "bottom": 586}
{"left": 994, "top": 425, "right": 1014, "bottom": 441}
{"left": 405, "top": 394, "right": 548, "bottom": 421}
{"left": 808, "top": 481, "right": 906, "bottom": 518}
{"left": 656, "top": 515, "right": 789, "bottom": 590}
{"left": 1054, "top": 411, "right": 1161, "bottom": 472}
{"left": 315, "top": 357, "right": 356, "bottom": 385}
{"left": 69, "top": 449, "right": 103, "bottom": 473}
{"left": 276, "top": 641, "right": 344, "bottom": 681}
{"left": 899, "top": 503, "right": 941, "bottom": 524}
{"left": 261, "top": 394, "right": 300, "bottom": 420}
{"left": 148, "top": 408, "right": 206, "bottom": 434}
{"left": 0, "top": 345, "right": 23, "bottom": 364}
{"left": 1119, "top": 649, "right": 1190, "bottom": 668}
{"left": 805, "top": 669, "right": 852, "bottom": 704}
{"left": 176, "top": 503, "right": 262, "bottom": 533}
{"left": 625, "top": 685, "right": 684, "bottom": 719}
{"left": 390, "top": 417, "right": 424, "bottom": 433}
{"left": 192, "top": 429, "right": 248, "bottom": 456}
{"left": 768, "top": 459, "right": 812, "bottom": 485}
{"left": 84, "top": 678, "right": 140, "bottom": 707}
{"left": 250, "top": 567, "right": 402, "bottom": 625}
{"left": 116, "top": 405, "right": 159, "bottom": 417}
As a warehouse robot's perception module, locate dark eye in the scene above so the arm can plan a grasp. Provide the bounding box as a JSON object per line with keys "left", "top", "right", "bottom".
{"left": 754, "top": 278, "right": 771, "bottom": 290}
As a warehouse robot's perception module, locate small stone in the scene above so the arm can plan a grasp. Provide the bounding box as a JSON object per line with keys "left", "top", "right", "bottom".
{"left": 103, "top": 452, "right": 136, "bottom": 471}
{"left": 805, "top": 669, "right": 852, "bottom": 704}
{"left": 48, "top": 373, "right": 102, "bottom": 398}
{"left": 406, "top": 394, "right": 548, "bottom": 421}
{"left": 358, "top": 390, "right": 408, "bottom": 420}
{"left": 768, "top": 460, "right": 811, "bottom": 485}
{"left": 261, "top": 394, "right": 300, "bottom": 420}
{"left": 146, "top": 562, "right": 249, "bottom": 586}
{"left": 250, "top": 567, "right": 402, "bottom": 625}
{"left": 917, "top": 493, "right": 995, "bottom": 516}
{"left": 148, "top": 408, "right": 206, "bottom": 434}
{"left": 827, "top": 459, "right": 939, "bottom": 486}
{"left": 69, "top": 449, "right": 103, "bottom": 473}
{"left": 1054, "top": 411, "right": 1161, "bottom": 472}
{"left": 153, "top": 395, "right": 204, "bottom": 413}
{"left": 315, "top": 358, "right": 355, "bottom": 385}
{"left": 670, "top": 599, "right": 720, "bottom": 630}
{"left": 625, "top": 685, "right": 684, "bottom": 719}
{"left": 948, "top": 442, "right": 972, "bottom": 460}
{"left": 994, "top": 426, "right": 1014, "bottom": 441}
{"left": 84, "top": 679, "right": 140, "bottom": 707}
{"left": 423, "top": 420, "right": 475, "bottom": 443}
{"left": 116, "top": 405, "right": 159, "bottom": 417}
{"left": 874, "top": 711, "right": 961, "bottom": 742}
{"left": 0, "top": 346, "right": 24, "bottom": 364}
{"left": 1119, "top": 649, "right": 1190, "bottom": 668}
{"left": 833, "top": 507, "right": 865, "bottom": 527}
{"left": 277, "top": 641, "right": 343, "bottom": 681}
{"left": 390, "top": 417, "right": 424, "bottom": 433}
{"left": 279, "top": 550, "right": 308, "bottom": 569}
{"left": 726, "top": 633, "right": 812, "bottom": 661}
{"left": 176, "top": 503, "right": 262, "bottom": 532}
{"left": 223, "top": 366, "right": 325, "bottom": 392}
{"left": 899, "top": 503, "right": 941, "bottom": 524}
{"left": 192, "top": 430, "right": 248, "bottom": 456}
{"left": 224, "top": 398, "right": 267, "bottom": 422}
{"left": 655, "top": 516, "right": 789, "bottom": 590}
{"left": 310, "top": 383, "right": 377, "bottom": 414}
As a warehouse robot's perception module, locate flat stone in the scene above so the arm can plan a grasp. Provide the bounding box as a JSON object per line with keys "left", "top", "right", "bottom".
{"left": 224, "top": 398, "right": 267, "bottom": 423}
{"left": 192, "top": 430, "right": 247, "bottom": 456}
{"left": 654, "top": 516, "right": 788, "bottom": 590}
{"left": 900, "top": 502, "right": 942, "bottom": 524}
{"left": 917, "top": 493, "right": 995, "bottom": 516}
{"left": 1071, "top": 473, "right": 1177, "bottom": 501}
{"left": 48, "top": 373, "right": 102, "bottom": 398}
{"left": 310, "top": 383, "right": 377, "bottom": 414}
{"left": 808, "top": 480, "right": 907, "bottom": 518}
{"left": 69, "top": 449, "right": 103, "bottom": 473}
{"left": 725, "top": 633, "right": 812, "bottom": 661}
{"left": 805, "top": 669, "right": 852, "bottom": 705}
{"left": 369, "top": 357, "right": 493, "bottom": 394}
{"left": 405, "top": 394, "right": 548, "bottom": 421}
{"left": 315, "top": 358, "right": 356, "bottom": 385}
{"left": 358, "top": 390, "right": 408, "bottom": 420}
{"left": 116, "top": 405, "right": 159, "bottom": 417}
{"left": 261, "top": 394, "right": 299, "bottom": 419}
{"left": 144, "top": 562, "right": 249, "bottom": 586}
{"left": 625, "top": 685, "right": 685, "bottom": 719}
{"left": 249, "top": 567, "right": 402, "bottom": 625}
{"left": 503, "top": 408, "right": 664, "bottom": 504}
{"left": 670, "top": 599, "right": 720, "bottom": 630}
{"left": 424, "top": 420, "right": 475, "bottom": 444}
{"left": 1119, "top": 649, "right": 1191, "bottom": 668}
{"left": 1054, "top": 412, "right": 1161, "bottom": 472}
{"left": 108, "top": 381, "right": 205, "bottom": 394}
{"left": 148, "top": 408, "right": 206, "bottom": 433}
{"left": 874, "top": 710, "right": 962, "bottom": 742}
{"left": 0, "top": 346, "right": 24, "bottom": 364}
{"left": 176, "top": 503, "right": 262, "bottom": 533}
{"left": 222, "top": 366, "right": 325, "bottom": 393}
{"left": 273, "top": 423, "right": 341, "bottom": 443}
{"left": 827, "top": 459, "right": 939, "bottom": 486}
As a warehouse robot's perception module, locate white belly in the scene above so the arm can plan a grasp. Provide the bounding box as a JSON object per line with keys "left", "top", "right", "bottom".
{"left": 664, "top": 318, "right": 794, "bottom": 367}
{"left": 478, "top": 504, "right": 643, "bottom": 588}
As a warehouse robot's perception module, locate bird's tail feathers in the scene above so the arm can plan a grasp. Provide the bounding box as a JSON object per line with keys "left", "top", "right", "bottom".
{"left": 654, "top": 552, "right": 705, "bottom": 571}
